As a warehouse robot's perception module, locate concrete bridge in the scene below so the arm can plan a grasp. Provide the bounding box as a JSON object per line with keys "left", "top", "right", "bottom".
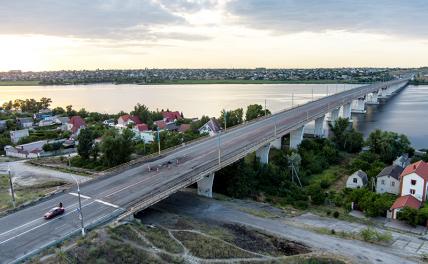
{"left": 0, "top": 78, "right": 409, "bottom": 263}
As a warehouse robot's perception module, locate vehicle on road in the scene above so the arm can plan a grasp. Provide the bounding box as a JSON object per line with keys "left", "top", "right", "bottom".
{"left": 44, "top": 206, "right": 65, "bottom": 219}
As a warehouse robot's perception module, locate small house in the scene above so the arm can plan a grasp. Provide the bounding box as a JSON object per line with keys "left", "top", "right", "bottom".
{"left": 10, "top": 129, "right": 29, "bottom": 144}
{"left": 393, "top": 154, "right": 411, "bottom": 169}
{"left": 67, "top": 116, "right": 86, "bottom": 135}
{"left": 16, "top": 117, "right": 33, "bottom": 128}
{"left": 117, "top": 115, "right": 142, "bottom": 126}
{"left": 199, "top": 118, "right": 221, "bottom": 136}
{"left": 346, "top": 170, "right": 368, "bottom": 189}
{"left": 389, "top": 195, "right": 421, "bottom": 219}
{"left": 376, "top": 165, "right": 403, "bottom": 195}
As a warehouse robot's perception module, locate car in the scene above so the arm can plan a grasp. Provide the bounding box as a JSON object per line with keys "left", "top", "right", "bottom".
{"left": 44, "top": 207, "right": 65, "bottom": 219}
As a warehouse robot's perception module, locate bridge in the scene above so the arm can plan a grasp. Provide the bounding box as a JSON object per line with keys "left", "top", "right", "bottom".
{"left": 0, "top": 78, "right": 409, "bottom": 263}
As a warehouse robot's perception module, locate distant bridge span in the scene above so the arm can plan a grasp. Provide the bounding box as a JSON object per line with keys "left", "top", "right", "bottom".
{"left": 0, "top": 78, "right": 409, "bottom": 264}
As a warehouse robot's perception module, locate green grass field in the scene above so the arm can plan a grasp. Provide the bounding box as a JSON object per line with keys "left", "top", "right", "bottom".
{"left": 0, "top": 80, "right": 40, "bottom": 86}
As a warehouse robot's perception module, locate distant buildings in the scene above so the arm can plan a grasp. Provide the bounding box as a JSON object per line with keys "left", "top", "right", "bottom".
{"left": 66, "top": 116, "right": 86, "bottom": 135}
{"left": 117, "top": 115, "right": 142, "bottom": 126}
{"left": 16, "top": 117, "right": 33, "bottom": 128}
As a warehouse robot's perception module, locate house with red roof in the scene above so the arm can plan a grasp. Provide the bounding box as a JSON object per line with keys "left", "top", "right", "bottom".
{"left": 389, "top": 161, "right": 428, "bottom": 219}
{"left": 117, "top": 115, "right": 142, "bottom": 126}
{"left": 67, "top": 116, "right": 86, "bottom": 135}
{"left": 162, "top": 111, "right": 182, "bottom": 123}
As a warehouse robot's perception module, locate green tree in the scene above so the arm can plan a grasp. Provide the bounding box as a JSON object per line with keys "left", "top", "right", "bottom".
{"left": 397, "top": 206, "right": 419, "bottom": 226}
{"left": 39, "top": 97, "right": 52, "bottom": 109}
{"left": 52, "top": 107, "right": 66, "bottom": 115}
{"left": 367, "top": 130, "right": 412, "bottom": 163}
{"left": 101, "top": 129, "right": 135, "bottom": 167}
{"left": 77, "top": 128, "right": 94, "bottom": 160}
{"left": 219, "top": 108, "right": 243, "bottom": 128}
{"left": 245, "top": 104, "right": 270, "bottom": 121}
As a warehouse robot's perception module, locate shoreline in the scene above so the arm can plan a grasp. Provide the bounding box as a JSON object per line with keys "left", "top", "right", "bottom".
{"left": 0, "top": 79, "right": 374, "bottom": 86}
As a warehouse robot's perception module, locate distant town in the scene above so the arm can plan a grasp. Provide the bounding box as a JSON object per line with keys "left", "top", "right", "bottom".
{"left": 0, "top": 67, "right": 417, "bottom": 85}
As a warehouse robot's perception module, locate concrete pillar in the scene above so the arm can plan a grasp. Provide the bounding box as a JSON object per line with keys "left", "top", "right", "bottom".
{"left": 256, "top": 143, "right": 271, "bottom": 164}
{"left": 330, "top": 108, "right": 340, "bottom": 122}
{"left": 197, "top": 172, "right": 215, "bottom": 198}
{"left": 314, "top": 115, "right": 325, "bottom": 138}
{"left": 270, "top": 138, "right": 282, "bottom": 149}
{"left": 290, "top": 125, "right": 305, "bottom": 149}
{"left": 351, "top": 97, "right": 366, "bottom": 113}
{"left": 342, "top": 102, "right": 352, "bottom": 119}
{"left": 366, "top": 91, "right": 379, "bottom": 105}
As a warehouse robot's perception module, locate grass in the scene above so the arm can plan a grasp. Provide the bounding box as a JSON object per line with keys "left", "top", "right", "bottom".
{"left": 0, "top": 80, "right": 40, "bottom": 86}
{"left": 108, "top": 224, "right": 149, "bottom": 247}
{"left": 172, "top": 230, "right": 256, "bottom": 259}
{"left": 137, "top": 224, "right": 184, "bottom": 254}
{"left": 240, "top": 207, "right": 278, "bottom": 218}
{"left": 310, "top": 226, "right": 392, "bottom": 245}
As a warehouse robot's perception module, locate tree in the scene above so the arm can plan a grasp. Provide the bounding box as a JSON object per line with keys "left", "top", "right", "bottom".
{"left": 101, "top": 129, "right": 135, "bottom": 167}
{"left": 245, "top": 104, "right": 270, "bottom": 121}
{"left": 52, "top": 107, "right": 65, "bottom": 115}
{"left": 66, "top": 105, "right": 76, "bottom": 116}
{"left": 219, "top": 108, "right": 243, "bottom": 128}
{"left": 77, "top": 128, "right": 94, "bottom": 160}
{"left": 367, "top": 130, "right": 412, "bottom": 163}
{"left": 397, "top": 206, "right": 419, "bottom": 226}
{"left": 39, "top": 97, "right": 52, "bottom": 109}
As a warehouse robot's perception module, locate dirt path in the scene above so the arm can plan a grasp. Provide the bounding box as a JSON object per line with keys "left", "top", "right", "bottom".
{"left": 151, "top": 191, "right": 420, "bottom": 264}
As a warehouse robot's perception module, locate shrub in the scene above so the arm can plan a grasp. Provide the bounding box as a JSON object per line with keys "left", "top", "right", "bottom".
{"left": 333, "top": 211, "right": 340, "bottom": 218}
{"left": 360, "top": 227, "right": 376, "bottom": 242}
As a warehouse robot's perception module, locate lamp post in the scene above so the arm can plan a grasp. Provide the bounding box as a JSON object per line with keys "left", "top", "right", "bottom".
{"left": 7, "top": 166, "right": 16, "bottom": 209}
{"left": 223, "top": 109, "right": 227, "bottom": 131}
{"left": 264, "top": 99, "right": 267, "bottom": 116}
{"left": 157, "top": 127, "right": 161, "bottom": 155}
{"left": 217, "top": 132, "right": 221, "bottom": 165}
{"left": 68, "top": 155, "right": 85, "bottom": 236}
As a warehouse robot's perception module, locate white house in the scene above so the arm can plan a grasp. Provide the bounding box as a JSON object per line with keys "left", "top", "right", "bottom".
{"left": 10, "top": 129, "right": 29, "bottom": 144}
{"left": 376, "top": 165, "right": 403, "bottom": 195}
{"left": 346, "top": 170, "right": 368, "bottom": 189}
{"left": 16, "top": 117, "right": 33, "bottom": 128}
{"left": 198, "top": 118, "right": 221, "bottom": 136}
{"left": 390, "top": 195, "right": 421, "bottom": 220}
{"left": 399, "top": 161, "right": 428, "bottom": 202}
{"left": 4, "top": 140, "right": 47, "bottom": 159}
{"left": 393, "top": 154, "right": 411, "bottom": 168}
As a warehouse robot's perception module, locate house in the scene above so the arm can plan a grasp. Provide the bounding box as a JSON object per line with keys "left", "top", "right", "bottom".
{"left": 376, "top": 165, "right": 403, "bottom": 195}
{"left": 162, "top": 111, "right": 182, "bottom": 122}
{"left": 393, "top": 154, "right": 411, "bottom": 168}
{"left": 38, "top": 119, "right": 54, "bottom": 127}
{"left": 134, "top": 123, "right": 149, "bottom": 132}
{"left": 16, "top": 117, "right": 33, "bottom": 128}
{"left": 34, "top": 109, "right": 53, "bottom": 120}
{"left": 154, "top": 120, "right": 166, "bottom": 129}
{"left": 54, "top": 116, "right": 70, "bottom": 125}
{"left": 67, "top": 116, "right": 86, "bottom": 135}
{"left": 390, "top": 195, "right": 421, "bottom": 219}
{"left": 0, "top": 120, "right": 6, "bottom": 131}
{"left": 10, "top": 129, "right": 29, "bottom": 144}
{"left": 4, "top": 140, "right": 47, "bottom": 158}
{"left": 346, "top": 170, "right": 368, "bottom": 189}
{"left": 102, "top": 119, "right": 115, "bottom": 126}
{"left": 398, "top": 161, "right": 428, "bottom": 202}
{"left": 117, "top": 115, "right": 142, "bottom": 126}
{"left": 198, "top": 118, "right": 221, "bottom": 136}
{"left": 178, "top": 124, "right": 191, "bottom": 133}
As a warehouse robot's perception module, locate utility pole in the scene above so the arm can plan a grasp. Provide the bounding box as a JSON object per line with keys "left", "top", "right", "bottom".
{"left": 157, "top": 127, "right": 161, "bottom": 155}
{"left": 291, "top": 92, "right": 294, "bottom": 108}
{"left": 223, "top": 109, "right": 227, "bottom": 131}
{"left": 7, "top": 166, "right": 16, "bottom": 209}
{"left": 217, "top": 132, "right": 221, "bottom": 165}
{"left": 311, "top": 88, "right": 314, "bottom": 101}
{"left": 69, "top": 155, "right": 85, "bottom": 236}
{"left": 264, "top": 99, "right": 267, "bottom": 116}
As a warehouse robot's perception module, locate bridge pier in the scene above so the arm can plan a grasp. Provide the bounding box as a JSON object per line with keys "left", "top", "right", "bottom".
{"left": 351, "top": 97, "right": 366, "bottom": 113}
{"left": 290, "top": 125, "right": 305, "bottom": 149}
{"left": 365, "top": 91, "right": 379, "bottom": 105}
{"left": 256, "top": 143, "right": 271, "bottom": 164}
{"left": 314, "top": 115, "right": 325, "bottom": 138}
{"left": 197, "top": 172, "right": 215, "bottom": 198}
{"left": 270, "top": 138, "right": 282, "bottom": 149}
{"left": 330, "top": 107, "right": 340, "bottom": 123}
{"left": 342, "top": 102, "right": 352, "bottom": 119}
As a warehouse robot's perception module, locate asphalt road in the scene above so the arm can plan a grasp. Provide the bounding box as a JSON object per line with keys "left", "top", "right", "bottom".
{"left": 0, "top": 79, "right": 408, "bottom": 264}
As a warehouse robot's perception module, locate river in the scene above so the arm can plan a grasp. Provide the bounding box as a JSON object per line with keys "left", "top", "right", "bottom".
{"left": 1, "top": 83, "right": 427, "bottom": 148}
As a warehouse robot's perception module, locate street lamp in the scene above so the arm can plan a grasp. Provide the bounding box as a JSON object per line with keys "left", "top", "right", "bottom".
{"left": 217, "top": 132, "right": 221, "bottom": 165}
{"left": 157, "top": 127, "right": 161, "bottom": 155}
{"left": 7, "top": 166, "right": 16, "bottom": 209}
{"left": 68, "top": 155, "right": 85, "bottom": 236}
{"left": 223, "top": 109, "right": 227, "bottom": 131}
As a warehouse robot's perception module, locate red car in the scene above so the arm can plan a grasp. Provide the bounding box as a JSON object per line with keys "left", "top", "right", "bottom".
{"left": 44, "top": 207, "right": 65, "bottom": 219}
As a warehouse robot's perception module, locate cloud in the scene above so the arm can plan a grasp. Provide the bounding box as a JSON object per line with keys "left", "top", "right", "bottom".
{"left": 156, "top": 0, "right": 217, "bottom": 12}
{"left": 226, "top": 0, "right": 428, "bottom": 38}
{"left": 0, "top": 0, "right": 185, "bottom": 40}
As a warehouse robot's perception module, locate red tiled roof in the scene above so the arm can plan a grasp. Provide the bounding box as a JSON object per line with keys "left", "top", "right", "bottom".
{"left": 178, "top": 124, "right": 191, "bottom": 133}
{"left": 154, "top": 120, "right": 166, "bottom": 129}
{"left": 401, "top": 161, "right": 428, "bottom": 181}
{"left": 162, "top": 111, "right": 181, "bottom": 122}
{"left": 120, "top": 115, "right": 142, "bottom": 125}
{"left": 69, "top": 116, "right": 86, "bottom": 133}
{"left": 391, "top": 195, "right": 421, "bottom": 210}
{"left": 135, "top": 123, "right": 149, "bottom": 132}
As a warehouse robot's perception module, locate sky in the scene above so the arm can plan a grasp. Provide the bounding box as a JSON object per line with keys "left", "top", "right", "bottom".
{"left": 0, "top": 0, "right": 427, "bottom": 71}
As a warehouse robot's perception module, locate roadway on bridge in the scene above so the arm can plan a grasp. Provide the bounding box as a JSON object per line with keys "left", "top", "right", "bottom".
{"left": 0, "top": 79, "right": 408, "bottom": 263}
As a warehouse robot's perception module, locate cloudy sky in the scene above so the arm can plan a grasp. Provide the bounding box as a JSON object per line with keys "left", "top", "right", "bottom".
{"left": 0, "top": 0, "right": 427, "bottom": 70}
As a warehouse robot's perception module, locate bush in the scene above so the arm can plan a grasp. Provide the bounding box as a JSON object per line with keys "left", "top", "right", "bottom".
{"left": 333, "top": 211, "right": 340, "bottom": 218}
{"left": 360, "top": 227, "right": 376, "bottom": 241}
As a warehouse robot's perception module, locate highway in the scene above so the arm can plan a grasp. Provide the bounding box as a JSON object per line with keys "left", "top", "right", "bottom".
{"left": 0, "top": 79, "right": 408, "bottom": 263}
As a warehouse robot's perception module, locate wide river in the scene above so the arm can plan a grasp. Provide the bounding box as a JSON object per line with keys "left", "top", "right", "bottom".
{"left": 1, "top": 83, "right": 427, "bottom": 149}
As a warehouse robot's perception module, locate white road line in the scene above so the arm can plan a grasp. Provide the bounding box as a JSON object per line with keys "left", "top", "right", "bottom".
{"left": 0, "top": 201, "right": 96, "bottom": 246}
{"left": 95, "top": 199, "right": 119, "bottom": 208}
{"left": 69, "top": 192, "right": 91, "bottom": 199}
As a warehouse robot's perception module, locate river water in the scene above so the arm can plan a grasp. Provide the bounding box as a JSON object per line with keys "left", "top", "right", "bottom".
{"left": 1, "top": 83, "right": 427, "bottom": 148}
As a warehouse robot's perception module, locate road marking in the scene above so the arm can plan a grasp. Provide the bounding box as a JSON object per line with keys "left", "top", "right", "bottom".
{"left": 95, "top": 199, "right": 119, "bottom": 208}
{"left": 69, "top": 192, "right": 91, "bottom": 199}
{"left": 0, "top": 201, "right": 96, "bottom": 246}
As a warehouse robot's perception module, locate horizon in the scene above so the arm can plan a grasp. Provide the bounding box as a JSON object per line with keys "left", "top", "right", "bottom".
{"left": 1, "top": 1, "right": 428, "bottom": 71}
